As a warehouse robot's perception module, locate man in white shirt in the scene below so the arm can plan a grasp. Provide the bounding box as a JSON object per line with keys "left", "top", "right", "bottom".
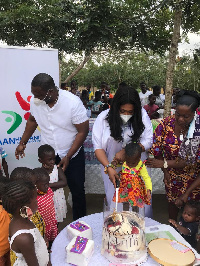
{"left": 152, "top": 85, "right": 165, "bottom": 108}
{"left": 139, "top": 82, "right": 152, "bottom": 107}
{"left": 15, "top": 73, "right": 89, "bottom": 220}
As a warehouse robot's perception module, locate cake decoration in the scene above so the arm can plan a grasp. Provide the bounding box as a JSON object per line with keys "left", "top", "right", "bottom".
{"left": 70, "top": 236, "right": 88, "bottom": 254}
{"left": 66, "top": 236, "right": 94, "bottom": 266}
{"left": 70, "top": 221, "right": 90, "bottom": 232}
{"left": 67, "top": 220, "right": 93, "bottom": 241}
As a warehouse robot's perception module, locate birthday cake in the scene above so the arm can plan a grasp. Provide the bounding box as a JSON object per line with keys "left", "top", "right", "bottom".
{"left": 67, "top": 221, "right": 92, "bottom": 241}
{"left": 101, "top": 211, "right": 147, "bottom": 264}
{"left": 66, "top": 236, "right": 94, "bottom": 266}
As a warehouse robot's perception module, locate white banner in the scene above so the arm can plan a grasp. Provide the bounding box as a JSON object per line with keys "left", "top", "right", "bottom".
{"left": 0, "top": 46, "right": 59, "bottom": 174}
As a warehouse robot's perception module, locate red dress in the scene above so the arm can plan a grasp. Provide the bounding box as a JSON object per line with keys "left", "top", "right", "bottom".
{"left": 37, "top": 187, "right": 58, "bottom": 241}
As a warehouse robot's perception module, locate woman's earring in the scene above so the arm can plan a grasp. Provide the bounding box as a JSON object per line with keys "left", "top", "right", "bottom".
{"left": 20, "top": 206, "right": 33, "bottom": 219}
{"left": 20, "top": 206, "right": 29, "bottom": 218}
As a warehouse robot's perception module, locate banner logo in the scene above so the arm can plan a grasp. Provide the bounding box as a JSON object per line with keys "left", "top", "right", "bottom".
{"left": 2, "top": 92, "right": 31, "bottom": 134}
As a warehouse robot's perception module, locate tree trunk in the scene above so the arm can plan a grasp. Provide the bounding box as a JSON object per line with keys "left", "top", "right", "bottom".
{"left": 164, "top": 4, "right": 182, "bottom": 117}
{"left": 63, "top": 54, "right": 91, "bottom": 83}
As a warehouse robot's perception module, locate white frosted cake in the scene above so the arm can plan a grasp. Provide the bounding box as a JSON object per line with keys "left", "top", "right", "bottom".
{"left": 66, "top": 236, "right": 94, "bottom": 266}
{"left": 67, "top": 221, "right": 92, "bottom": 241}
{"left": 101, "top": 211, "right": 147, "bottom": 264}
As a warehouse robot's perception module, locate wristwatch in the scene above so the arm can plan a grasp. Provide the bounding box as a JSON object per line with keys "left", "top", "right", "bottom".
{"left": 104, "top": 164, "right": 112, "bottom": 174}
{"left": 163, "top": 158, "right": 168, "bottom": 169}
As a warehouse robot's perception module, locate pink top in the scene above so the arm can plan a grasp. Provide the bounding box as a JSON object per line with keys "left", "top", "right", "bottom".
{"left": 143, "top": 104, "right": 159, "bottom": 119}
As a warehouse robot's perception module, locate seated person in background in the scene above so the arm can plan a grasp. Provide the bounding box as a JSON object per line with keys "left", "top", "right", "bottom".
{"left": 0, "top": 147, "right": 9, "bottom": 178}
{"left": 143, "top": 94, "right": 159, "bottom": 120}
{"left": 88, "top": 91, "right": 103, "bottom": 118}
{"left": 0, "top": 176, "right": 10, "bottom": 266}
{"left": 169, "top": 201, "right": 200, "bottom": 249}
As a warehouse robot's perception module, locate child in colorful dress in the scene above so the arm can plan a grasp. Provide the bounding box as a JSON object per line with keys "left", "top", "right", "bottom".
{"left": 2, "top": 180, "right": 50, "bottom": 266}
{"left": 113, "top": 142, "right": 152, "bottom": 208}
{"left": 34, "top": 167, "right": 58, "bottom": 249}
{"left": 38, "top": 144, "right": 67, "bottom": 223}
{"left": 0, "top": 176, "right": 10, "bottom": 266}
{"left": 169, "top": 201, "right": 200, "bottom": 248}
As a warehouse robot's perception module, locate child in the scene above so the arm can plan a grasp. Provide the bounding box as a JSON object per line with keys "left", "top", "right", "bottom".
{"left": 113, "top": 142, "right": 152, "bottom": 208}
{"left": 10, "top": 168, "right": 46, "bottom": 234}
{"left": 34, "top": 167, "right": 58, "bottom": 248}
{"left": 0, "top": 147, "right": 9, "bottom": 178}
{"left": 0, "top": 176, "right": 10, "bottom": 266}
{"left": 88, "top": 91, "right": 103, "bottom": 118}
{"left": 2, "top": 180, "right": 49, "bottom": 265}
{"left": 10, "top": 167, "right": 46, "bottom": 265}
{"left": 38, "top": 144, "right": 67, "bottom": 223}
{"left": 143, "top": 94, "right": 159, "bottom": 120}
{"left": 169, "top": 201, "right": 200, "bottom": 248}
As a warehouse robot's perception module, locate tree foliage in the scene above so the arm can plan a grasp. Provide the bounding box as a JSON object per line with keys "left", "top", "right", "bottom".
{"left": 60, "top": 50, "right": 200, "bottom": 92}
{"left": 0, "top": 0, "right": 174, "bottom": 55}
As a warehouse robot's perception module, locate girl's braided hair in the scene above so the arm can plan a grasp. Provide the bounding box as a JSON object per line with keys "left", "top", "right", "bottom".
{"left": 2, "top": 180, "right": 36, "bottom": 215}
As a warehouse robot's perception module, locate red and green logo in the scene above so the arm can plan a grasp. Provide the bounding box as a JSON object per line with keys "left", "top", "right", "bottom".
{"left": 2, "top": 92, "right": 31, "bottom": 134}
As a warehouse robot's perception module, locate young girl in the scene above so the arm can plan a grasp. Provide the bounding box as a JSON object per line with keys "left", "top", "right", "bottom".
{"left": 169, "top": 201, "right": 200, "bottom": 248}
{"left": 34, "top": 168, "right": 58, "bottom": 248}
{"left": 10, "top": 167, "right": 46, "bottom": 237}
{"left": 38, "top": 144, "right": 67, "bottom": 223}
{"left": 10, "top": 167, "right": 46, "bottom": 265}
{"left": 2, "top": 180, "right": 50, "bottom": 266}
{"left": 0, "top": 176, "right": 10, "bottom": 266}
{"left": 113, "top": 142, "right": 152, "bottom": 208}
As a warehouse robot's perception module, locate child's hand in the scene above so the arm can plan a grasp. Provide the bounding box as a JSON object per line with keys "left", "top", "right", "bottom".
{"left": 168, "top": 219, "right": 178, "bottom": 228}
{"left": 175, "top": 198, "right": 184, "bottom": 208}
{"left": 147, "top": 189, "right": 151, "bottom": 201}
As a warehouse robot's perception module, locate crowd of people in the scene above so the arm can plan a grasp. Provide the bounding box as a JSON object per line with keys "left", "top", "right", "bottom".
{"left": 0, "top": 73, "right": 199, "bottom": 265}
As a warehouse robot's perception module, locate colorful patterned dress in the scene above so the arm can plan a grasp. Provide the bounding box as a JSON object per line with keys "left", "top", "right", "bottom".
{"left": 37, "top": 187, "right": 58, "bottom": 242}
{"left": 113, "top": 160, "right": 152, "bottom": 207}
{"left": 151, "top": 115, "right": 200, "bottom": 202}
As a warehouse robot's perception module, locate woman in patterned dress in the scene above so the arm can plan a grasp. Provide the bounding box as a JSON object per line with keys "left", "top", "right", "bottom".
{"left": 146, "top": 91, "right": 200, "bottom": 221}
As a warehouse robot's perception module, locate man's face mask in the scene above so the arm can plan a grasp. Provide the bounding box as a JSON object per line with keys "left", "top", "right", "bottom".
{"left": 33, "top": 90, "right": 49, "bottom": 106}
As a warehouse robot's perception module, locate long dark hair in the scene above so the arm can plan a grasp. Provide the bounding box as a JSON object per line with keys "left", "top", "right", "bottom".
{"left": 106, "top": 86, "right": 144, "bottom": 142}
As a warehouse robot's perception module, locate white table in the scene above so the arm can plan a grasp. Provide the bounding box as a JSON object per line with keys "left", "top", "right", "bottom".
{"left": 51, "top": 213, "right": 158, "bottom": 265}
{"left": 51, "top": 212, "right": 200, "bottom": 266}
